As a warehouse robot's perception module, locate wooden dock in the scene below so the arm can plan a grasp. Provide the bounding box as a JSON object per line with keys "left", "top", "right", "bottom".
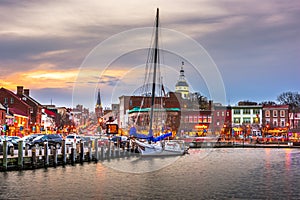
{"left": 0, "top": 139, "right": 139, "bottom": 171}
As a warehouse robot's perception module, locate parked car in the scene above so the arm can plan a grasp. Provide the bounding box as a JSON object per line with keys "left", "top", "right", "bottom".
{"left": 20, "top": 134, "right": 43, "bottom": 149}
{"left": 98, "top": 136, "right": 110, "bottom": 146}
{"left": 111, "top": 136, "right": 128, "bottom": 148}
{"left": 8, "top": 136, "right": 21, "bottom": 141}
{"left": 0, "top": 136, "right": 14, "bottom": 155}
{"left": 27, "top": 134, "right": 63, "bottom": 149}
{"left": 65, "top": 134, "right": 82, "bottom": 146}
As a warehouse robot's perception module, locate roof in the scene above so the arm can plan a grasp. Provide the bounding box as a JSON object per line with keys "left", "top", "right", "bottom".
{"left": 9, "top": 107, "right": 28, "bottom": 118}
{"left": 0, "top": 87, "right": 31, "bottom": 108}
{"left": 176, "top": 81, "right": 189, "bottom": 87}
{"left": 23, "top": 94, "right": 42, "bottom": 106}
{"left": 0, "top": 103, "right": 6, "bottom": 110}
{"left": 263, "top": 105, "right": 289, "bottom": 109}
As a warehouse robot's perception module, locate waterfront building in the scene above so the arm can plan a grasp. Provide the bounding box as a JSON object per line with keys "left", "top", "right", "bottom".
{"left": 0, "top": 103, "right": 6, "bottom": 133}
{"left": 41, "top": 108, "right": 56, "bottom": 134}
{"left": 262, "top": 104, "right": 289, "bottom": 136}
{"left": 212, "top": 104, "right": 232, "bottom": 136}
{"left": 16, "top": 86, "right": 43, "bottom": 133}
{"left": 231, "top": 102, "right": 262, "bottom": 136}
{"left": 118, "top": 92, "right": 181, "bottom": 134}
{"left": 0, "top": 87, "right": 31, "bottom": 136}
{"left": 289, "top": 112, "right": 300, "bottom": 139}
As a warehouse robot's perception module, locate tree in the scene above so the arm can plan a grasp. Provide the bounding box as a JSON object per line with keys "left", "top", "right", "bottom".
{"left": 260, "top": 101, "right": 276, "bottom": 106}
{"left": 277, "top": 91, "right": 300, "bottom": 128}
{"left": 192, "top": 92, "right": 209, "bottom": 110}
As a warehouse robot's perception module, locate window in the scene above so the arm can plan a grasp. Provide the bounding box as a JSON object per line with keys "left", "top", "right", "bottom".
{"left": 217, "top": 112, "right": 219, "bottom": 117}
{"left": 4, "top": 97, "right": 8, "bottom": 104}
{"left": 184, "top": 116, "right": 189, "bottom": 123}
{"left": 253, "top": 109, "right": 260, "bottom": 115}
{"left": 198, "top": 116, "right": 202, "bottom": 123}
{"left": 273, "top": 110, "right": 278, "bottom": 117}
{"left": 253, "top": 117, "right": 259, "bottom": 123}
{"left": 243, "top": 117, "right": 251, "bottom": 123}
{"left": 234, "top": 109, "right": 240, "bottom": 114}
{"left": 243, "top": 109, "right": 250, "bottom": 115}
{"left": 280, "top": 110, "right": 285, "bottom": 117}
{"left": 265, "top": 110, "right": 270, "bottom": 117}
{"left": 208, "top": 116, "right": 212, "bottom": 123}
{"left": 10, "top": 98, "right": 14, "bottom": 104}
{"left": 273, "top": 119, "right": 277, "bottom": 127}
{"left": 194, "top": 116, "right": 198, "bottom": 123}
{"left": 203, "top": 116, "right": 207, "bottom": 123}
{"left": 227, "top": 111, "right": 230, "bottom": 117}
{"left": 189, "top": 116, "right": 193, "bottom": 123}
{"left": 280, "top": 120, "right": 285, "bottom": 127}
{"left": 234, "top": 118, "right": 240, "bottom": 123}
{"left": 221, "top": 112, "right": 224, "bottom": 116}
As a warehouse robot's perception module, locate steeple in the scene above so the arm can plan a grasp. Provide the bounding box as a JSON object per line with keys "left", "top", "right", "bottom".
{"left": 95, "top": 89, "right": 103, "bottom": 118}
{"left": 175, "top": 61, "right": 190, "bottom": 99}
{"left": 96, "top": 89, "right": 102, "bottom": 108}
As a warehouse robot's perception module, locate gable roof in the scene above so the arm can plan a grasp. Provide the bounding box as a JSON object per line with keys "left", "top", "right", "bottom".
{"left": 0, "top": 87, "right": 31, "bottom": 108}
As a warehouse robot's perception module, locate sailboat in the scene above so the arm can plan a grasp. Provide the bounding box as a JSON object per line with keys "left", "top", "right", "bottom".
{"left": 130, "top": 8, "right": 187, "bottom": 156}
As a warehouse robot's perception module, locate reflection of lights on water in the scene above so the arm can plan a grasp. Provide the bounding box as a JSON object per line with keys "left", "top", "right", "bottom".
{"left": 264, "top": 148, "right": 271, "bottom": 170}
{"left": 284, "top": 149, "right": 291, "bottom": 170}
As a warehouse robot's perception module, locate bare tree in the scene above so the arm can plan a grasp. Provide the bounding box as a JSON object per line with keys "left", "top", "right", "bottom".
{"left": 277, "top": 91, "right": 300, "bottom": 128}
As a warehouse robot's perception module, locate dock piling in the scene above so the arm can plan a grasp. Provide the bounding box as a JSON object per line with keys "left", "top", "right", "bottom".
{"left": 18, "top": 141, "right": 23, "bottom": 170}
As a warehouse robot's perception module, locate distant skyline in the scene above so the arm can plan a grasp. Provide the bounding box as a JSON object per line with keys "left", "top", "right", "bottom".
{"left": 0, "top": 0, "right": 299, "bottom": 110}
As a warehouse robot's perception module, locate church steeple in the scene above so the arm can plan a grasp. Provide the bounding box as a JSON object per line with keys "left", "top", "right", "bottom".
{"left": 95, "top": 89, "right": 103, "bottom": 118}
{"left": 175, "top": 61, "right": 190, "bottom": 99}
{"left": 96, "top": 89, "right": 102, "bottom": 108}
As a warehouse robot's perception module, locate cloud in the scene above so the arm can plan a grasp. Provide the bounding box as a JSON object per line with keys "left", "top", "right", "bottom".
{"left": 0, "top": 0, "right": 299, "bottom": 109}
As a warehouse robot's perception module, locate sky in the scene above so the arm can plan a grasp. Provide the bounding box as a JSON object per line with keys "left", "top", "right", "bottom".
{"left": 0, "top": 0, "right": 299, "bottom": 111}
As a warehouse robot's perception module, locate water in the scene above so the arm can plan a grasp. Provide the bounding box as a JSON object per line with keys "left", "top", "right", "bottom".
{"left": 1, "top": 148, "right": 300, "bottom": 199}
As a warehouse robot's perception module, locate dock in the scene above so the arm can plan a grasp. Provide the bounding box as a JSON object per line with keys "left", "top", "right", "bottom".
{"left": 0, "top": 139, "right": 138, "bottom": 171}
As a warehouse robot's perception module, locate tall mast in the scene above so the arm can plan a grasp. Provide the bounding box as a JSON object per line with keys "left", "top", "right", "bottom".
{"left": 149, "top": 8, "right": 159, "bottom": 135}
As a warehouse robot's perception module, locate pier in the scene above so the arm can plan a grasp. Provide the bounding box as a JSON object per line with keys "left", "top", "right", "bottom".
{"left": 0, "top": 139, "right": 138, "bottom": 171}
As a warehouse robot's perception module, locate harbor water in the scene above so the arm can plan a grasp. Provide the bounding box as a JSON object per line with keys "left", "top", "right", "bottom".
{"left": 1, "top": 148, "right": 300, "bottom": 199}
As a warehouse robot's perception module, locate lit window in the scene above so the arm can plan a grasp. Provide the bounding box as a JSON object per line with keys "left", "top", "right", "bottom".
{"left": 273, "top": 110, "right": 278, "bottom": 117}
{"left": 280, "top": 110, "right": 285, "bottom": 117}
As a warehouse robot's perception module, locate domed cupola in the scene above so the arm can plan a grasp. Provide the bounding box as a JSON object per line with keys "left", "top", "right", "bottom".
{"left": 175, "top": 62, "right": 189, "bottom": 99}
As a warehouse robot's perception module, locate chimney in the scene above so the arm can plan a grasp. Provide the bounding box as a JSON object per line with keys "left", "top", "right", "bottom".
{"left": 209, "top": 100, "right": 213, "bottom": 110}
{"left": 24, "top": 89, "right": 30, "bottom": 96}
{"left": 16, "top": 86, "right": 23, "bottom": 97}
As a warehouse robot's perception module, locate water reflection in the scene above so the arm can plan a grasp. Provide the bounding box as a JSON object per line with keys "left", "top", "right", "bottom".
{"left": 1, "top": 148, "right": 300, "bottom": 200}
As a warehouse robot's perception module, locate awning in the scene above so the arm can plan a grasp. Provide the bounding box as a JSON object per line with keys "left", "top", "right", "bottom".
{"left": 44, "top": 109, "right": 56, "bottom": 117}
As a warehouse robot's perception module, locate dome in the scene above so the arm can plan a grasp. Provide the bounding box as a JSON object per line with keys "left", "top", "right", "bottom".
{"left": 176, "top": 81, "right": 189, "bottom": 87}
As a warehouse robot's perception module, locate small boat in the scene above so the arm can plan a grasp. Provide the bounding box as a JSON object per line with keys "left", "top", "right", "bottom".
{"left": 130, "top": 8, "right": 187, "bottom": 156}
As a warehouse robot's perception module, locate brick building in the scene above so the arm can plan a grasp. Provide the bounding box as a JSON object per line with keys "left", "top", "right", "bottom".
{"left": 0, "top": 87, "right": 31, "bottom": 135}
{"left": 263, "top": 105, "right": 289, "bottom": 136}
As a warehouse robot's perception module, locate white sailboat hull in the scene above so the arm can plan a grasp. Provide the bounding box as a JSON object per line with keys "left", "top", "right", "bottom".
{"left": 135, "top": 139, "right": 186, "bottom": 156}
